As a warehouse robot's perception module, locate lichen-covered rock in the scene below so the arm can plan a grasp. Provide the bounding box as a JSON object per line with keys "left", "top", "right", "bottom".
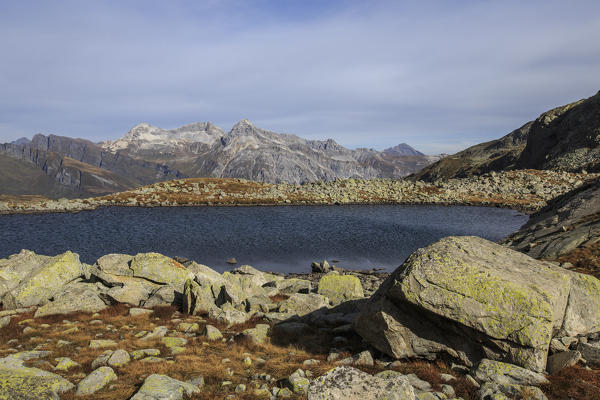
{"left": 130, "top": 374, "right": 200, "bottom": 400}
{"left": 130, "top": 253, "right": 195, "bottom": 291}
{"left": 183, "top": 279, "right": 216, "bottom": 315}
{"left": 2, "top": 251, "right": 84, "bottom": 309}
{"left": 0, "top": 361, "right": 74, "bottom": 400}
{"left": 239, "top": 324, "right": 269, "bottom": 344}
{"left": 473, "top": 359, "right": 549, "bottom": 386}
{"left": 318, "top": 273, "right": 364, "bottom": 305}
{"left": 307, "top": 366, "right": 415, "bottom": 400}
{"left": 208, "top": 303, "right": 250, "bottom": 326}
{"left": 202, "top": 325, "right": 223, "bottom": 341}
{"left": 75, "top": 366, "right": 117, "bottom": 396}
{"left": 229, "top": 264, "right": 282, "bottom": 287}
{"left": 0, "top": 250, "right": 52, "bottom": 297}
{"left": 277, "top": 293, "right": 329, "bottom": 316}
{"left": 54, "top": 357, "right": 80, "bottom": 371}
{"left": 354, "top": 236, "right": 600, "bottom": 372}
{"left": 34, "top": 281, "right": 108, "bottom": 317}
{"left": 264, "top": 277, "right": 311, "bottom": 296}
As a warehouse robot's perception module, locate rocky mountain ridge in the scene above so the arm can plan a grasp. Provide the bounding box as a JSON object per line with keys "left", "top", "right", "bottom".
{"left": 0, "top": 120, "right": 437, "bottom": 198}
{"left": 102, "top": 119, "right": 440, "bottom": 184}
{"left": 413, "top": 90, "right": 600, "bottom": 181}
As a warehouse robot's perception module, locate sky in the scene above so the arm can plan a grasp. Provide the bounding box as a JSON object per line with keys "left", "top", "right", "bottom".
{"left": 0, "top": 0, "right": 599, "bottom": 154}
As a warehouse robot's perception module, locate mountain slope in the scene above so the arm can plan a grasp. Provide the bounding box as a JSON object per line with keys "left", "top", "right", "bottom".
{"left": 0, "top": 135, "right": 182, "bottom": 198}
{"left": 517, "top": 91, "right": 600, "bottom": 172}
{"left": 411, "top": 121, "right": 532, "bottom": 181}
{"left": 412, "top": 90, "right": 600, "bottom": 181}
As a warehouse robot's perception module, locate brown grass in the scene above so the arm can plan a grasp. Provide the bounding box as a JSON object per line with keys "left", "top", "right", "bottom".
{"left": 556, "top": 242, "right": 600, "bottom": 279}
{"left": 544, "top": 365, "right": 600, "bottom": 400}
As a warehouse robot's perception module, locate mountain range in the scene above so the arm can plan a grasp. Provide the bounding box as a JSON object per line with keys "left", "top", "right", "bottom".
{"left": 0, "top": 120, "right": 438, "bottom": 198}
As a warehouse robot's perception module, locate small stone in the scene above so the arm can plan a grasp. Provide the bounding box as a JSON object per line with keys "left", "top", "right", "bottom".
{"left": 129, "top": 308, "right": 154, "bottom": 316}
{"left": 54, "top": 357, "right": 80, "bottom": 371}
{"left": 243, "top": 356, "right": 252, "bottom": 366}
{"left": 89, "top": 339, "right": 117, "bottom": 349}
{"left": 235, "top": 384, "right": 246, "bottom": 393}
{"left": 203, "top": 325, "right": 223, "bottom": 341}
{"left": 130, "top": 348, "right": 161, "bottom": 360}
{"left": 75, "top": 366, "right": 117, "bottom": 396}
{"left": 108, "top": 349, "right": 131, "bottom": 367}
{"left": 161, "top": 337, "right": 188, "bottom": 348}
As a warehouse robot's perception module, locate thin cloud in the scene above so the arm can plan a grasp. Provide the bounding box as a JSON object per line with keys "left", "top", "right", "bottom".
{"left": 0, "top": 0, "right": 598, "bottom": 154}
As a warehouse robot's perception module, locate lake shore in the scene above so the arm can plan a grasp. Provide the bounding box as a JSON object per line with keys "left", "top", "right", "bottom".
{"left": 0, "top": 169, "right": 597, "bottom": 215}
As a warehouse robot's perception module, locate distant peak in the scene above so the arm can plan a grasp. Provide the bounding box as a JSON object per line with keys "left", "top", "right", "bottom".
{"left": 233, "top": 119, "right": 254, "bottom": 128}
{"left": 383, "top": 143, "right": 424, "bottom": 157}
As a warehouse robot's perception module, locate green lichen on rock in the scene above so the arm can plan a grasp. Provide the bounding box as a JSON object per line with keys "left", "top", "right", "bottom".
{"left": 129, "top": 253, "right": 194, "bottom": 290}
{"left": 317, "top": 273, "right": 364, "bottom": 305}
{"left": 2, "top": 251, "right": 83, "bottom": 309}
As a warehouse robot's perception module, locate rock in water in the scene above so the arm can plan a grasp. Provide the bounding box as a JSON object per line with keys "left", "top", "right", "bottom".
{"left": 354, "top": 236, "right": 600, "bottom": 373}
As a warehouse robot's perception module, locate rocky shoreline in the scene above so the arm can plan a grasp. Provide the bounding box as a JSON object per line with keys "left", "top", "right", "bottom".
{"left": 0, "top": 169, "right": 597, "bottom": 215}
{"left": 0, "top": 231, "right": 599, "bottom": 399}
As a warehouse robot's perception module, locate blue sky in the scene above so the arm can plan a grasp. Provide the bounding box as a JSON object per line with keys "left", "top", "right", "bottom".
{"left": 0, "top": 0, "right": 599, "bottom": 154}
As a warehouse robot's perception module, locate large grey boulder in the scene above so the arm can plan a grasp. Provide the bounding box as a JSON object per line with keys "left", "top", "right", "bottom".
{"left": 307, "top": 366, "right": 415, "bottom": 400}
{"left": 34, "top": 281, "right": 109, "bottom": 317}
{"left": 472, "top": 359, "right": 549, "bottom": 386}
{"left": 0, "top": 250, "right": 52, "bottom": 297}
{"left": 2, "top": 251, "right": 85, "bottom": 309}
{"left": 318, "top": 273, "right": 364, "bottom": 305}
{"left": 277, "top": 293, "right": 329, "bottom": 316}
{"left": 354, "top": 236, "right": 600, "bottom": 373}
{"left": 0, "top": 352, "right": 74, "bottom": 399}
{"left": 130, "top": 374, "right": 200, "bottom": 400}
{"left": 129, "top": 252, "right": 195, "bottom": 291}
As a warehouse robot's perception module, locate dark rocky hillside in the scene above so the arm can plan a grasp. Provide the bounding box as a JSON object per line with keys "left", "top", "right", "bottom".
{"left": 413, "top": 90, "right": 600, "bottom": 181}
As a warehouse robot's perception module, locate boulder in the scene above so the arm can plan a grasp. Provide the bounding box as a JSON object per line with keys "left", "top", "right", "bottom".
{"left": 318, "top": 273, "right": 364, "bottom": 305}
{"left": 277, "top": 293, "right": 329, "bottom": 317}
{"left": 354, "top": 236, "right": 600, "bottom": 372}
{"left": 94, "top": 253, "right": 133, "bottom": 277}
{"left": 129, "top": 253, "right": 195, "bottom": 291}
{"left": 131, "top": 374, "right": 200, "bottom": 400}
{"left": 2, "top": 251, "right": 85, "bottom": 309}
{"left": 75, "top": 366, "right": 117, "bottom": 396}
{"left": 307, "top": 366, "right": 415, "bottom": 400}
{"left": 143, "top": 286, "right": 178, "bottom": 308}
{"left": 0, "top": 352, "right": 74, "bottom": 400}
{"left": 229, "top": 265, "right": 282, "bottom": 287}
{"left": 0, "top": 250, "right": 52, "bottom": 297}
{"left": 182, "top": 279, "right": 216, "bottom": 315}
{"left": 34, "top": 281, "right": 109, "bottom": 317}
{"left": 208, "top": 303, "right": 250, "bottom": 326}
{"left": 239, "top": 324, "right": 270, "bottom": 344}
{"left": 473, "top": 359, "right": 549, "bottom": 386}
{"left": 264, "top": 278, "right": 311, "bottom": 296}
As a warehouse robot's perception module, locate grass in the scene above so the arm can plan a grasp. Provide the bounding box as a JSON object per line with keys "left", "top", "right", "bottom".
{"left": 0, "top": 304, "right": 486, "bottom": 400}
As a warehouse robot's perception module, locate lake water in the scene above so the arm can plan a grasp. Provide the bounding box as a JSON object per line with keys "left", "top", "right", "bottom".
{"left": 0, "top": 205, "right": 527, "bottom": 273}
